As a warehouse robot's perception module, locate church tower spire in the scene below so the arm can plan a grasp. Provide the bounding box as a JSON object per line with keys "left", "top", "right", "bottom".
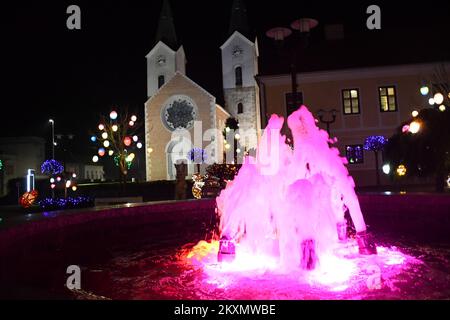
{"left": 146, "top": 0, "right": 186, "bottom": 98}
{"left": 228, "top": 0, "right": 250, "bottom": 38}
{"left": 155, "top": 0, "right": 178, "bottom": 50}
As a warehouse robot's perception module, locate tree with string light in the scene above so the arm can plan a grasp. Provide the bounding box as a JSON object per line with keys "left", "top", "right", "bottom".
{"left": 90, "top": 109, "right": 143, "bottom": 184}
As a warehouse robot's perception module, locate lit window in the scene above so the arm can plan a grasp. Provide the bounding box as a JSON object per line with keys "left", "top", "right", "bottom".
{"left": 342, "top": 89, "right": 360, "bottom": 114}
{"left": 237, "top": 103, "right": 243, "bottom": 114}
{"left": 345, "top": 145, "right": 364, "bottom": 164}
{"left": 235, "top": 66, "right": 242, "bottom": 86}
{"left": 285, "top": 92, "right": 303, "bottom": 116}
{"left": 379, "top": 86, "right": 397, "bottom": 112}
{"left": 158, "top": 75, "right": 165, "bottom": 88}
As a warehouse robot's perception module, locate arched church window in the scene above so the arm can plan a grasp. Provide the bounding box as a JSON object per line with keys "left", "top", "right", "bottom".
{"left": 237, "top": 103, "right": 244, "bottom": 114}
{"left": 235, "top": 66, "right": 242, "bottom": 87}
{"left": 158, "top": 75, "right": 165, "bottom": 88}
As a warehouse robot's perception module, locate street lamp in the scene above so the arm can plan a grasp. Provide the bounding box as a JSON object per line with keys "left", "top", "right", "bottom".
{"left": 317, "top": 108, "right": 338, "bottom": 135}
{"left": 49, "top": 119, "right": 55, "bottom": 159}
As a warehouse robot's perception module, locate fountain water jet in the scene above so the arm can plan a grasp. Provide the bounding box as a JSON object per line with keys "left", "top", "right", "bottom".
{"left": 214, "top": 105, "right": 376, "bottom": 272}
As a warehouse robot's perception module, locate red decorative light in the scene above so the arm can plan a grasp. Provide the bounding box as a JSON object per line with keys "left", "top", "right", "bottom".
{"left": 124, "top": 136, "right": 132, "bottom": 147}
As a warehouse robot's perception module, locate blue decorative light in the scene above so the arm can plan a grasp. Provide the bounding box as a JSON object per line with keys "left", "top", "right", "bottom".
{"left": 41, "top": 159, "right": 64, "bottom": 175}
{"left": 364, "top": 135, "right": 388, "bottom": 151}
{"left": 38, "top": 196, "right": 94, "bottom": 211}
{"left": 188, "top": 148, "right": 207, "bottom": 163}
{"left": 90, "top": 135, "right": 97, "bottom": 142}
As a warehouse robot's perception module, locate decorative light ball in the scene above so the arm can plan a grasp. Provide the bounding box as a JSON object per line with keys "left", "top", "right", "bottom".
{"left": 98, "top": 148, "right": 106, "bottom": 157}
{"left": 133, "top": 135, "right": 138, "bottom": 142}
{"left": 137, "top": 142, "right": 143, "bottom": 149}
{"left": 56, "top": 176, "right": 62, "bottom": 182}
{"left": 235, "top": 133, "right": 240, "bottom": 140}
{"left": 409, "top": 121, "right": 421, "bottom": 134}
{"left": 147, "top": 147, "right": 153, "bottom": 154}
{"left": 109, "top": 111, "right": 118, "bottom": 120}
{"left": 65, "top": 180, "right": 71, "bottom": 188}
{"left": 402, "top": 125, "right": 410, "bottom": 133}
{"left": 50, "top": 178, "right": 55, "bottom": 183}
{"left": 129, "top": 121, "right": 135, "bottom": 127}
{"left": 433, "top": 93, "right": 444, "bottom": 105}
{"left": 225, "top": 127, "right": 230, "bottom": 133}
{"left": 428, "top": 98, "right": 435, "bottom": 105}
{"left": 72, "top": 186, "right": 77, "bottom": 191}
{"left": 439, "top": 105, "right": 446, "bottom": 112}
{"left": 101, "top": 132, "right": 108, "bottom": 139}
{"left": 236, "top": 148, "right": 241, "bottom": 154}
{"left": 112, "top": 125, "right": 118, "bottom": 132}
{"left": 72, "top": 173, "right": 77, "bottom": 178}
{"left": 382, "top": 164, "right": 391, "bottom": 175}
{"left": 124, "top": 136, "right": 132, "bottom": 147}
{"left": 396, "top": 164, "right": 407, "bottom": 176}
{"left": 108, "top": 150, "right": 114, "bottom": 156}
{"left": 92, "top": 155, "right": 99, "bottom": 163}
{"left": 98, "top": 124, "right": 105, "bottom": 131}
{"left": 50, "top": 184, "right": 56, "bottom": 189}
{"left": 420, "top": 86, "right": 429, "bottom": 96}
{"left": 411, "top": 110, "right": 418, "bottom": 117}
{"left": 126, "top": 153, "right": 135, "bottom": 162}
{"left": 90, "top": 135, "right": 97, "bottom": 142}
{"left": 225, "top": 144, "right": 231, "bottom": 150}
{"left": 131, "top": 115, "right": 137, "bottom": 122}
{"left": 103, "top": 140, "right": 110, "bottom": 148}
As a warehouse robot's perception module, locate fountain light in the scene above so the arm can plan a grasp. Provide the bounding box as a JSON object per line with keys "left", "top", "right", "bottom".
{"left": 218, "top": 236, "right": 236, "bottom": 262}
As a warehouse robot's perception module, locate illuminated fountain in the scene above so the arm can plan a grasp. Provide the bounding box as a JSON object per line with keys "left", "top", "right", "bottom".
{"left": 186, "top": 106, "right": 415, "bottom": 292}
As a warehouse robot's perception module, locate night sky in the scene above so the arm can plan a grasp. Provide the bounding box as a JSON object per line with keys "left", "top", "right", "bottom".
{"left": 2, "top": 0, "right": 449, "bottom": 148}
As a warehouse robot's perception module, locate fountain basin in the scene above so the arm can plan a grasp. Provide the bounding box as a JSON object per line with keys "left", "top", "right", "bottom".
{"left": 0, "top": 194, "right": 449, "bottom": 299}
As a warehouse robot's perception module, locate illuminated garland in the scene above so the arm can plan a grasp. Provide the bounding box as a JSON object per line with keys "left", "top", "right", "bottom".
{"left": 114, "top": 154, "right": 133, "bottom": 169}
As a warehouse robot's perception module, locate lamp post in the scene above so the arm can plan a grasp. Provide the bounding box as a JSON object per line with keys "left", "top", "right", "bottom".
{"left": 317, "top": 108, "right": 338, "bottom": 135}
{"left": 266, "top": 18, "right": 319, "bottom": 111}
{"left": 49, "top": 119, "right": 55, "bottom": 159}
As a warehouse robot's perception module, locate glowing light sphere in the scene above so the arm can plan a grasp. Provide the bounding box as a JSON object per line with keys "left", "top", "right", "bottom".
{"left": 411, "top": 110, "right": 418, "bottom": 117}
{"left": 126, "top": 153, "right": 135, "bottom": 162}
{"left": 439, "top": 105, "right": 446, "bottom": 112}
{"left": 98, "top": 124, "right": 105, "bottom": 131}
{"left": 420, "top": 86, "right": 429, "bottom": 95}
{"left": 56, "top": 176, "right": 62, "bottom": 182}
{"left": 50, "top": 184, "right": 56, "bottom": 189}
{"left": 137, "top": 142, "right": 143, "bottom": 149}
{"left": 108, "top": 150, "right": 114, "bottom": 156}
{"left": 409, "top": 121, "right": 421, "bottom": 134}
{"left": 50, "top": 178, "right": 55, "bottom": 183}
{"left": 109, "top": 111, "right": 118, "bottom": 120}
{"left": 101, "top": 132, "right": 108, "bottom": 139}
{"left": 129, "top": 121, "right": 135, "bottom": 127}
{"left": 112, "top": 125, "right": 118, "bottom": 132}
{"left": 65, "top": 180, "right": 71, "bottom": 188}
{"left": 382, "top": 164, "right": 391, "bottom": 175}
{"left": 90, "top": 135, "right": 97, "bottom": 142}
{"left": 225, "top": 144, "right": 231, "bottom": 150}
{"left": 123, "top": 136, "right": 132, "bottom": 147}
{"left": 235, "top": 133, "right": 240, "bottom": 140}
{"left": 72, "top": 186, "right": 77, "bottom": 191}
{"left": 98, "top": 148, "right": 106, "bottom": 157}
{"left": 396, "top": 164, "right": 407, "bottom": 176}
{"left": 433, "top": 93, "right": 444, "bottom": 105}
{"left": 225, "top": 127, "right": 231, "bottom": 133}
{"left": 402, "top": 125, "right": 410, "bottom": 133}
{"left": 147, "top": 147, "right": 153, "bottom": 154}
{"left": 92, "top": 155, "right": 99, "bottom": 163}
{"left": 133, "top": 135, "right": 138, "bottom": 142}
{"left": 72, "top": 173, "right": 77, "bottom": 178}
{"left": 103, "top": 140, "right": 110, "bottom": 148}
{"left": 428, "top": 98, "right": 435, "bottom": 105}
{"left": 236, "top": 148, "right": 241, "bottom": 154}
{"left": 131, "top": 115, "right": 137, "bottom": 122}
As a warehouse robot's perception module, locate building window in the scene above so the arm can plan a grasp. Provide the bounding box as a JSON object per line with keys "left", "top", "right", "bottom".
{"left": 345, "top": 145, "right": 364, "bottom": 164}
{"left": 158, "top": 75, "right": 165, "bottom": 88}
{"left": 379, "top": 86, "right": 397, "bottom": 112}
{"left": 342, "top": 89, "right": 360, "bottom": 114}
{"left": 235, "top": 66, "right": 242, "bottom": 86}
{"left": 237, "top": 103, "right": 243, "bottom": 114}
{"left": 285, "top": 92, "right": 303, "bottom": 116}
